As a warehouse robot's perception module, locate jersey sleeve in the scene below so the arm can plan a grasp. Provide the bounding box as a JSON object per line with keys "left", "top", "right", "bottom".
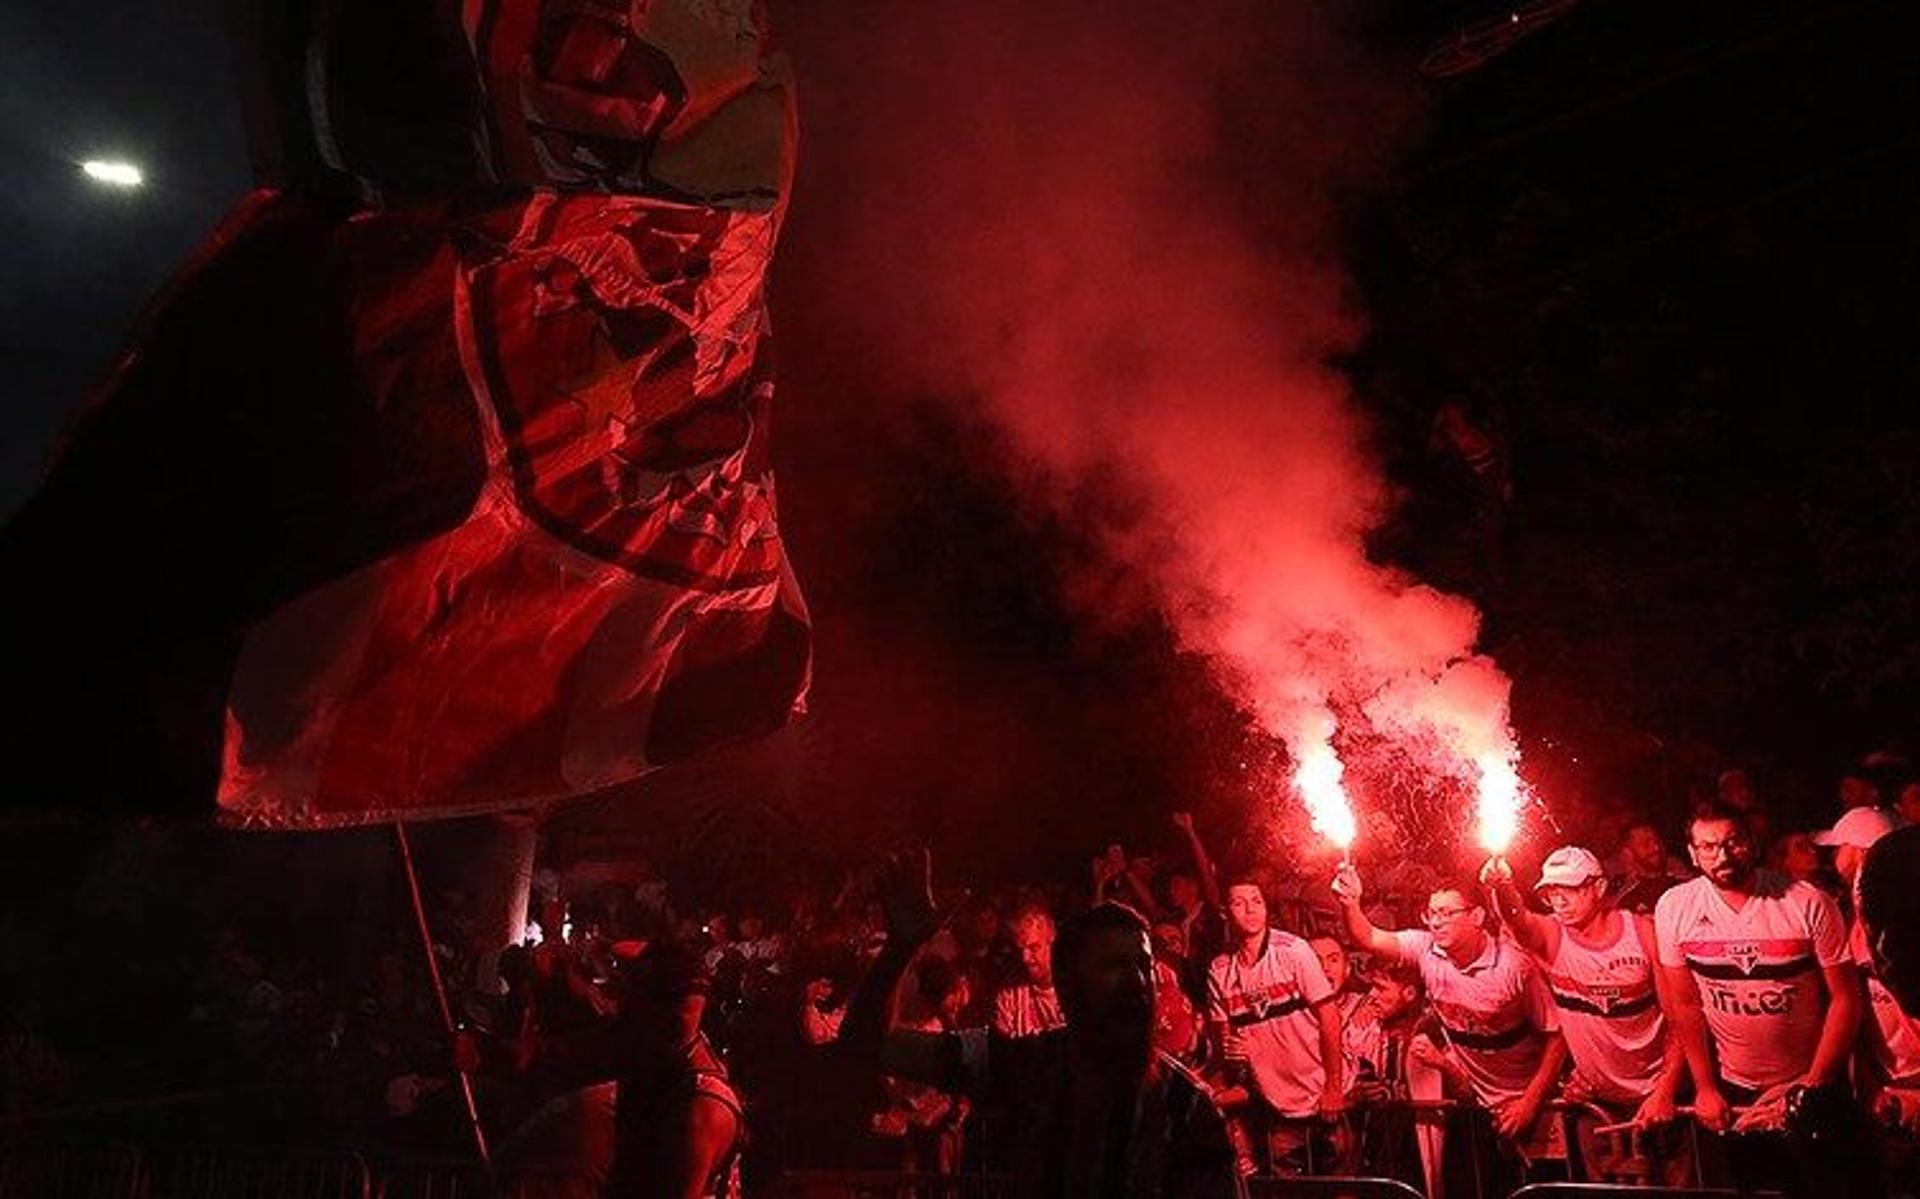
{"left": 990, "top": 987, "right": 1016, "bottom": 1036}
{"left": 1851, "top": 916, "right": 1874, "bottom": 969}
{"left": 1291, "top": 939, "right": 1336, "bottom": 1006}
{"left": 1205, "top": 956, "right": 1231, "bottom": 1024}
{"left": 1652, "top": 889, "right": 1685, "bottom": 968}
{"left": 1522, "top": 957, "right": 1561, "bottom": 1033}
{"left": 1805, "top": 885, "right": 1850, "bottom": 968}
{"left": 1393, "top": 929, "right": 1434, "bottom": 962}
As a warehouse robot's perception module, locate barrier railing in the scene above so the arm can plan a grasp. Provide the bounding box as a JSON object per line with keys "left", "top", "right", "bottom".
{"left": 0, "top": 1139, "right": 142, "bottom": 1199}
{"left": 1509, "top": 1186, "right": 1780, "bottom": 1199}
{"left": 374, "top": 1156, "right": 493, "bottom": 1199}
{"left": 1260, "top": 1096, "right": 1715, "bottom": 1199}
{"left": 770, "top": 1169, "right": 1012, "bottom": 1197}
{"left": 138, "top": 1146, "right": 373, "bottom": 1199}
{"left": 0, "top": 1097, "right": 1781, "bottom": 1199}
{"left": 1247, "top": 1175, "right": 1425, "bottom": 1198}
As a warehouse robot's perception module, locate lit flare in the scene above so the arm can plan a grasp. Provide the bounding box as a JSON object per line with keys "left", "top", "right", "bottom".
{"left": 1295, "top": 742, "right": 1357, "bottom": 858}
{"left": 1475, "top": 752, "right": 1522, "bottom": 853}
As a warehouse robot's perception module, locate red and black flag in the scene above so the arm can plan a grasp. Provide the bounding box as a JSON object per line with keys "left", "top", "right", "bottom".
{"left": 0, "top": 0, "right": 809, "bottom": 826}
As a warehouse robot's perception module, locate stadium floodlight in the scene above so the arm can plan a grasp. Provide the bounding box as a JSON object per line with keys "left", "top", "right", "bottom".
{"left": 81, "top": 160, "right": 144, "bottom": 187}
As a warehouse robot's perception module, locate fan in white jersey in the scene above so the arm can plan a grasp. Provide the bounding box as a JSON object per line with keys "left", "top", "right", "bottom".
{"left": 1654, "top": 803, "right": 1860, "bottom": 1133}
{"left": 1482, "top": 846, "right": 1684, "bottom": 1127}
{"left": 993, "top": 907, "right": 1066, "bottom": 1038}
{"left": 1333, "top": 865, "right": 1568, "bottom": 1144}
{"left": 1813, "top": 805, "right": 1920, "bottom": 1123}
{"left": 1206, "top": 881, "right": 1344, "bottom": 1174}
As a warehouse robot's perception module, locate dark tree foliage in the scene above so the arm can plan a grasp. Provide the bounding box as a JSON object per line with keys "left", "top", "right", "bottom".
{"left": 1360, "top": 0, "right": 1919, "bottom": 824}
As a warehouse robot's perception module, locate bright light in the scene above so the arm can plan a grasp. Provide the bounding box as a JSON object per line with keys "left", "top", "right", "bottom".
{"left": 1295, "top": 741, "right": 1357, "bottom": 853}
{"left": 1475, "top": 752, "right": 1523, "bottom": 853}
{"left": 81, "top": 160, "right": 144, "bottom": 188}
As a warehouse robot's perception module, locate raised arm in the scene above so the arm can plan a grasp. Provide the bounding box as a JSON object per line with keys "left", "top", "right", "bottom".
{"left": 1332, "top": 865, "right": 1404, "bottom": 961}
{"left": 1173, "top": 811, "right": 1223, "bottom": 909}
{"left": 1090, "top": 853, "right": 1121, "bottom": 908}
{"left": 1120, "top": 858, "right": 1169, "bottom": 921}
{"left": 1479, "top": 857, "right": 1559, "bottom": 961}
{"left": 838, "top": 850, "right": 965, "bottom": 1091}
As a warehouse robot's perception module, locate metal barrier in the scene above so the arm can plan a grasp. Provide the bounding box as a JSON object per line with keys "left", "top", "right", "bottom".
{"left": 770, "top": 1170, "right": 1012, "bottom": 1198}
{"left": 1247, "top": 1176, "right": 1425, "bottom": 1198}
{"left": 138, "top": 1146, "right": 372, "bottom": 1199}
{"left": 374, "top": 1158, "right": 490, "bottom": 1199}
{"left": 0, "top": 1085, "right": 332, "bottom": 1152}
{"left": 0, "top": 1140, "right": 142, "bottom": 1199}
{"left": 1510, "top": 1186, "right": 1781, "bottom": 1199}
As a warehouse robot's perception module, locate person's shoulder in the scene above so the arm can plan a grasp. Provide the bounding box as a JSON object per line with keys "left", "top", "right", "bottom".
{"left": 1496, "top": 934, "right": 1544, "bottom": 973}
{"left": 1205, "top": 950, "right": 1234, "bottom": 979}
{"left": 1653, "top": 875, "right": 1704, "bottom": 917}
{"left": 1776, "top": 873, "right": 1842, "bottom": 915}
{"left": 1395, "top": 926, "right": 1434, "bottom": 952}
{"left": 1267, "top": 928, "right": 1309, "bottom": 955}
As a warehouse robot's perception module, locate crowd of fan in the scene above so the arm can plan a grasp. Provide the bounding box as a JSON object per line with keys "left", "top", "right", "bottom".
{"left": 400, "top": 759, "right": 1920, "bottom": 1197}
{"left": 9, "top": 758, "right": 1920, "bottom": 1198}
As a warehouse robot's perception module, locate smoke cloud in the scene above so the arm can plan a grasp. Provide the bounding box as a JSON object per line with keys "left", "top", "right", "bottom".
{"left": 781, "top": 1, "right": 1519, "bottom": 852}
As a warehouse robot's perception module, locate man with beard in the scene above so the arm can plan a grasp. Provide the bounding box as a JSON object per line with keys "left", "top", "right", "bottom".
{"left": 1483, "top": 846, "right": 1688, "bottom": 1183}
{"left": 1339, "top": 962, "right": 1435, "bottom": 1190}
{"left": 841, "top": 851, "right": 1243, "bottom": 1198}
{"left": 1655, "top": 802, "right": 1866, "bottom": 1193}
{"left": 995, "top": 906, "right": 1067, "bottom": 1038}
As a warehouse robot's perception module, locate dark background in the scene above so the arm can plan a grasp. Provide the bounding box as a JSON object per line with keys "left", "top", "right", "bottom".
{"left": 1, "top": 0, "right": 1915, "bottom": 891}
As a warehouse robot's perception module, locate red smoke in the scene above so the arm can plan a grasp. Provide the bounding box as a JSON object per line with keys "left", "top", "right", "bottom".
{"left": 781, "top": 1, "right": 1521, "bottom": 853}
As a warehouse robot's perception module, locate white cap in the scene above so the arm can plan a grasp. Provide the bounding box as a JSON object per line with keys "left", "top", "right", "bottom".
{"left": 1534, "top": 845, "right": 1606, "bottom": 890}
{"left": 1812, "top": 805, "right": 1902, "bottom": 849}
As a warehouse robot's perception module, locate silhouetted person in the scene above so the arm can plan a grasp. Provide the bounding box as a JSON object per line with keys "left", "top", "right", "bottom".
{"left": 501, "top": 939, "right": 743, "bottom": 1199}
{"left": 841, "top": 851, "right": 1243, "bottom": 1198}
{"left": 1861, "top": 825, "right": 1920, "bottom": 1019}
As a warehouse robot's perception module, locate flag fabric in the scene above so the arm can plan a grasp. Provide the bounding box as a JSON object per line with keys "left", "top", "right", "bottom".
{"left": 0, "top": 0, "right": 809, "bottom": 826}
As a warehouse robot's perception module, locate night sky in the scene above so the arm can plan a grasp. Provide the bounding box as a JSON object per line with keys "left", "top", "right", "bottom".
{"left": 2, "top": 0, "right": 1915, "bottom": 889}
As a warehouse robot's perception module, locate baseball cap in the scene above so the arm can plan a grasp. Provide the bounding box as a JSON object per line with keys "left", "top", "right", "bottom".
{"left": 1812, "top": 805, "right": 1903, "bottom": 849}
{"left": 1534, "top": 846, "right": 1606, "bottom": 890}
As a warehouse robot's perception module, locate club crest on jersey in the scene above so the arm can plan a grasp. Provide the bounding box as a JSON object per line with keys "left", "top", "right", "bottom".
{"left": 1727, "top": 942, "right": 1761, "bottom": 974}
{"left": 1588, "top": 983, "right": 1624, "bottom": 1013}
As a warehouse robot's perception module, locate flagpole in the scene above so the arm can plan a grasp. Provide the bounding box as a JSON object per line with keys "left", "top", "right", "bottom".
{"left": 393, "top": 821, "right": 494, "bottom": 1175}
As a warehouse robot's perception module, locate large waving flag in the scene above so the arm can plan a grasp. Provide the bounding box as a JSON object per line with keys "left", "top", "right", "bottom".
{"left": 0, "top": 0, "right": 809, "bottom": 826}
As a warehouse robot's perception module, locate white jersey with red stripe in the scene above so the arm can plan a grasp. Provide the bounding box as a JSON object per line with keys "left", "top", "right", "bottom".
{"left": 991, "top": 981, "right": 1064, "bottom": 1039}
{"left": 1853, "top": 916, "right": 1920, "bottom": 1090}
{"left": 1543, "top": 912, "right": 1665, "bottom": 1105}
{"left": 1207, "top": 929, "right": 1335, "bottom": 1117}
{"left": 1394, "top": 929, "right": 1559, "bottom": 1108}
{"left": 1654, "top": 870, "right": 1847, "bottom": 1090}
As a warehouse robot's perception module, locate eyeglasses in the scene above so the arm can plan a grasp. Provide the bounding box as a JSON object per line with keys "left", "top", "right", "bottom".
{"left": 1690, "top": 836, "right": 1748, "bottom": 859}
{"left": 1423, "top": 906, "right": 1474, "bottom": 925}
